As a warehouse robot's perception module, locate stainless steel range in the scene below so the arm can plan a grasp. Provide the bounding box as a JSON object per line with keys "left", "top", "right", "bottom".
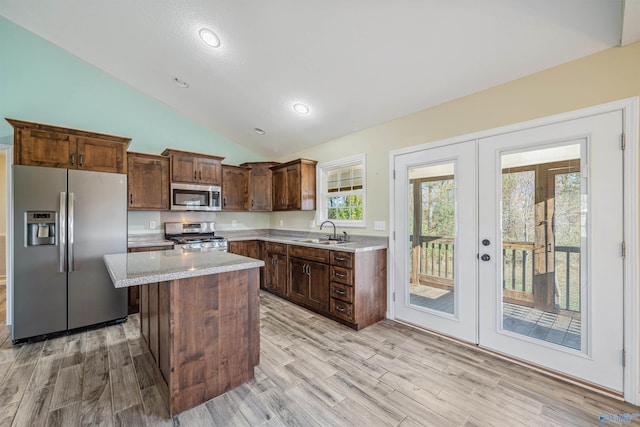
{"left": 165, "top": 222, "right": 228, "bottom": 252}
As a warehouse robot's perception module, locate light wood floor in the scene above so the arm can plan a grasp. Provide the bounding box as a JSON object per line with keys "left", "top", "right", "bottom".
{"left": 0, "top": 291, "right": 639, "bottom": 426}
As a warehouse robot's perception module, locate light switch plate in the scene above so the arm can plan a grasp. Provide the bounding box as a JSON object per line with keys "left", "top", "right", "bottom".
{"left": 149, "top": 221, "right": 156, "bottom": 229}
{"left": 374, "top": 221, "right": 385, "bottom": 231}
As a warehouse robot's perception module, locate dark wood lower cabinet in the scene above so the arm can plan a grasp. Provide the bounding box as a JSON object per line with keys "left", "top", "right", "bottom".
{"left": 265, "top": 244, "right": 386, "bottom": 330}
{"left": 290, "top": 257, "right": 329, "bottom": 312}
{"left": 127, "top": 245, "right": 174, "bottom": 314}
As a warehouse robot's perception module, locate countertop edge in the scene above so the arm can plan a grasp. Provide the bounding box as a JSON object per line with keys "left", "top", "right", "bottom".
{"left": 104, "top": 253, "right": 264, "bottom": 288}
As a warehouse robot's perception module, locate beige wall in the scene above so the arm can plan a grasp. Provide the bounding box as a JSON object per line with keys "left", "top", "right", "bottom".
{"left": 271, "top": 41, "right": 640, "bottom": 236}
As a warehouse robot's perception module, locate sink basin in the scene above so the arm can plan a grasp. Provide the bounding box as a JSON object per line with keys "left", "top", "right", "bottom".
{"left": 295, "top": 238, "right": 347, "bottom": 245}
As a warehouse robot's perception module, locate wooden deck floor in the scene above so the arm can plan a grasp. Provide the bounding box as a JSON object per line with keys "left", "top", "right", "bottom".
{"left": 410, "top": 284, "right": 581, "bottom": 350}
{"left": 0, "top": 290, "right": 638, "bottom": 426}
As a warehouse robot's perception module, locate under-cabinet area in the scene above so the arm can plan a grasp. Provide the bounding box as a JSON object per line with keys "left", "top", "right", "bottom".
{"left": 229, "top": 239, "right": 387, "bottom": 330}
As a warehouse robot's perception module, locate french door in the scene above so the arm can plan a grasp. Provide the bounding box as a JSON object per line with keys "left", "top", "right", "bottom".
{"left": 393, "top": 110, "right": 625, "bottom": 392}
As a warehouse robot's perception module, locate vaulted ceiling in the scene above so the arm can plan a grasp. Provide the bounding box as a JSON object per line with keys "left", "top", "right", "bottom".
{"left": 1, "top": 1, "right": 638, "bottom": 157}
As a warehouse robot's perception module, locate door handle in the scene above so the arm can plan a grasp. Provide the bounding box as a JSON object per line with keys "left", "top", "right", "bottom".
{"left": 194, "top": 171, "right": 197, "bottom": 180}
{"left": 79, "top": 154, "right": 84, "bottom": 167}
{"left": 481, "top": 254, "right": 491, "bottom": 261}
{"left": 68, "top": 193, "right": 75, "bottom": 272}
{"left": 59, "top": 192, "right": 67, "bottom": 273}
{"left": 71, "top": 154, "right": 75, "bottom": 166}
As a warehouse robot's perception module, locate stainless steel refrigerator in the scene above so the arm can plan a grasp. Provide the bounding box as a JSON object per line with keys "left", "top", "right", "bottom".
{"left": 13, "top": 165, "right": 128, "bottom": 342}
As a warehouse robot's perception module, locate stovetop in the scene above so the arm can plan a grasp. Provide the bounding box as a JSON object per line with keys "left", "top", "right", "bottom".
{"left": 170, "top": 235, "right": 226, "bottom": 245}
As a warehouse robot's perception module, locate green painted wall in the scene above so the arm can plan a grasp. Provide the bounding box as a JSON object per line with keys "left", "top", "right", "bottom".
{"left": 0, "top": 17, "right": 264, "bottom": 164}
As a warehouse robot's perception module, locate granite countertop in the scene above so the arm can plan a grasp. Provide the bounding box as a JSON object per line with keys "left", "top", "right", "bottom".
{"left": 127, "top": 234, "right": 174, "bottom": 249}
{"left": 127, "top": 230, "right": 387, "bottom": 252}
{"left": 104, "top": 249, "right": 264, "bottom": 288}
{"left": 226, "top": 233, "right": 387, "bottom": 253}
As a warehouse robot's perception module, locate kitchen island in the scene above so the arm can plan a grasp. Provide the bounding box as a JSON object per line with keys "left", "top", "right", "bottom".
{"left": 104, "top": 248, "right": 264, "bottom": 416}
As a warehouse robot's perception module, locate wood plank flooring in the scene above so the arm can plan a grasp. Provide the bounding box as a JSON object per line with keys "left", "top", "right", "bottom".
{"left": 0, "top": 290, "right": 638, "bottom": 426}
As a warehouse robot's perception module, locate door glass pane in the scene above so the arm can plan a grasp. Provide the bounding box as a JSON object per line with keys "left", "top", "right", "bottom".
{"left": 408, "top": 162, "right": 456, "bottom": 315}
{"left": 500, "top": 144, "right": 584, "bottom": 351}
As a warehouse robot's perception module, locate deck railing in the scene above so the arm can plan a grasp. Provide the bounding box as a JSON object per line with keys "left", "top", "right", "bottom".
{"left": 410, "top": 235, "right": 580, "bottom": 312}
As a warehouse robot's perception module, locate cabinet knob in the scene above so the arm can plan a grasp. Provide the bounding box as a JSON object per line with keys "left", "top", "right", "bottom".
{"left": 335, "top": 305, "right": 346, "bottom": 313}
{"left": 194, "top": 171, "right": 197, "bottom": 180}
{"left": 199, "top": 171, "right": 202, "bottom": 180}
{"left": 79, "top": 154, "right": 84, "bottom": 167}
{"left": 130, "top": 194, "right": 133, "bottom": 205}
{"left": 335, "top": 273, "right": 347, "bottom": 278}
{"left": 71, "top": 154, "right": 75, "bottom": 165}
{"left": 335, "top": 289, "right": 346, "bottom": 296}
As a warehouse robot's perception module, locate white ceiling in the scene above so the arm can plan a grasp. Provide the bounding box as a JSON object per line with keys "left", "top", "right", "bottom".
{"left": 1, "top": 1, "right": 637, "bottom": 157}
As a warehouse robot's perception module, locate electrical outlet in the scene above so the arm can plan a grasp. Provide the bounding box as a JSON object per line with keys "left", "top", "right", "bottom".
{"left": 279, "top": 220, "right": 284, "bottom": 227}
{"left": 374, "top": 221, "right": 385, "bottom": 231}
{"left": 232, "top": 220, "right": 237, "bottom": 227}
{"left": 149, "top": 221, "right": 156, "bottom": 229}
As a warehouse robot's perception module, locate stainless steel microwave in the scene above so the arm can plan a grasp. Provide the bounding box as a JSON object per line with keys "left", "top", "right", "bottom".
{"left": 170, "top": 183, "right": 221, "bottom": 211}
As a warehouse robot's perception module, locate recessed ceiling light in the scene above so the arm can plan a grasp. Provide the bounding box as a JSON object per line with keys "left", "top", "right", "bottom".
{"left": 293, "top": 103, "right": 310, "bottom": 115}
{"left": 199, "top": 28, "right": 221, "bottom": 48}
{"left": 254, "top": 128, "right": 266, "bottom": 135}
{"left": 174, "top": 78, "right": 189, "bottom": 88}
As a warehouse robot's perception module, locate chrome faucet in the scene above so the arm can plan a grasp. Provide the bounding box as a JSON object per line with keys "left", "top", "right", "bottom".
{"left": 320, "top": 220, "right": 338, "bottom": 240}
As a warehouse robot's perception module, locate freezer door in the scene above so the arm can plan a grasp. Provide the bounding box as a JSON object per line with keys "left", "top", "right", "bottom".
{"left": 67, "top": 169, "right": 127, "bottom": 329}
{"left": 13, "top": 165, "right": 68, "bottom": 341}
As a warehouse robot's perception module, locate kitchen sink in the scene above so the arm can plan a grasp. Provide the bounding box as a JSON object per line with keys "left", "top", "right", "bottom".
{"left": 295, "top": 238, "right": 348, "bottom": 245}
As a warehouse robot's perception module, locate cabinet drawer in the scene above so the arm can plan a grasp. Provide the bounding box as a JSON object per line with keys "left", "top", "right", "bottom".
{"left": 264, "top": 241, "right": 287, "bottom": 255}
{"left": 289, "top": 245, "right": 330, "bottom": 263}
{"left": 331, "top": 266, "right": 352, "bottom": 285}
{"left": 330, "top": 251, "right": 353, "bottom": 268}
{"left": 330, "top": 282, "right": 353, "bottom": 303}
{"left": 330, "top": 298, "right": 354, "bottom": 322}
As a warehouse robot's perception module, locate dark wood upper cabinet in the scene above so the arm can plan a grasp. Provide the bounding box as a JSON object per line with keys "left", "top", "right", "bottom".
{"left": 271, "top": 159, "right": 317, "bottom": 211}
{"left": 7, "top": 118, "right": 130, "bottom": 173}
{"left": 161, "top": 148, "right": 224, "bottom": 185}
{"left": 239, "top": 162, "right": 280, "bottom": 211}
{"left": 127, "top": 152, "right": 170, "bottom": 210}
{"left": 221, "top": 165, "right": 250, "bottom": 211}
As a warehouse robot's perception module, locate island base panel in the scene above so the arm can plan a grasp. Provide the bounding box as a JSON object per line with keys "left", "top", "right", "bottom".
{"left": 140, "top": 268, "right": 260, "bottom": 416}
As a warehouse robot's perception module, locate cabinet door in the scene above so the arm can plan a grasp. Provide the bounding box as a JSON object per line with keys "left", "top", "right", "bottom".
{"left": 249, "top": 165, "right": 273, "bottom": 211}
{"left": 76, "top": 136, "right": 127, "bottom": 173}
{"left": 222, "top": 166, "right": 249, "bottom": 210}
{"left": 198, "top": 157, "right": 222, "bottom": 185}
{"left": 171, "top": 153, "right": 197, "bottom": 183}
{"left": 285, "top": 164, "right": 301, "bottom": 209}
{"left": 289, "top": 258, "right": 309, "bottom": 304}
{"left": 274, "top": 254, "right": 288, "bottom": 296}
{"left": 228, "top": 241, "right": 242, "bottom": 255}
{"left": 17, "top": 128, "right": 75, "bottom": 168}
{"left": 128, "top": 154, "right": 169, "bottom": 210}
{"left": 245, "top": 241, "right": 259, "bottom": 259}
{"left": 272, "top": 168, "right": 287, "bottom": 210}
{"left": 307, "top": 260, "right": 330, "bottom": 312}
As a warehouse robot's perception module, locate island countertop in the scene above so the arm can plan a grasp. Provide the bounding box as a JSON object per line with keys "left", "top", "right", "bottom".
{"left": 104, "top": 248, "right": 265, "bottom": 288}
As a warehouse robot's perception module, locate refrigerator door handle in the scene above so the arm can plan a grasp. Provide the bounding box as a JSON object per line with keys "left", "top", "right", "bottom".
{"left": 59, "top": 192, "right": 67, "bottom": 273}
{"left": 68, "top": 192, "right": 75, "bottom": 272}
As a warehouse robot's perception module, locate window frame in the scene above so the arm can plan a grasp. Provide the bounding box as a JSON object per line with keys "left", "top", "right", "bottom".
{"left": 316, "top": 153, "right": 366, "bottom": 228}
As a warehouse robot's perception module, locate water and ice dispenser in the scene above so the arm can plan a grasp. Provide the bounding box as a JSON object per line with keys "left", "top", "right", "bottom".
{"left": 26, "top": 211, "right": 57, "bottom": 246}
